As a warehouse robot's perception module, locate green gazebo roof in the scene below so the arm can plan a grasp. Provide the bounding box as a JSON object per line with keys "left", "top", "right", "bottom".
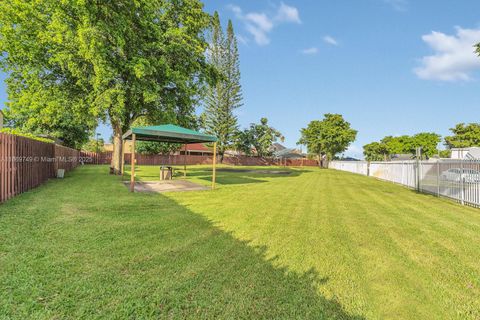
{"left": 122, "top": 124, "right": 217, "bottom": 144}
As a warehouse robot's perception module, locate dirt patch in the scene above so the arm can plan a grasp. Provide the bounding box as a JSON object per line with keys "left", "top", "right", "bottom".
{"left": 124, "top": 180, "right": 208, "bottom": 193}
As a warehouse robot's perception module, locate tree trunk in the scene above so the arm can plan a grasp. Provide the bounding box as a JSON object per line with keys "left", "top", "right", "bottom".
{"left": 219, "top": 151, "right": 224, "bottom": 163}
{"left": 111, "top": 123, "right": 123, "bottom": 175}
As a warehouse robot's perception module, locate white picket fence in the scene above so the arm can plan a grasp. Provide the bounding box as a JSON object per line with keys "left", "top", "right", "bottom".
{"left": 329, "top": 160, "right": 480, "bottom": 208}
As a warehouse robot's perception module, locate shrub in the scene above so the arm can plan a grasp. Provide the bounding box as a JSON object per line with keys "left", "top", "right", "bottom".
{"left": 0, "top": 128, "right": 54, "bottom": 143}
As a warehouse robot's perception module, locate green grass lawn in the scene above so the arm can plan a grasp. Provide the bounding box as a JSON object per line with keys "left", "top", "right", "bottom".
{"left": 1, "top": 165, "right": 480, "bottom": 319}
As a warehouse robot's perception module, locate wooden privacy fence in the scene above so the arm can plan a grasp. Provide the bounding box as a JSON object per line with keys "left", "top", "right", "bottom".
{"left": 91, "top": 152, "right": 319, "bottom": 167}
{"left": 80, "top": 151, "right": 112, "bottom": 165}
{"left": 0, "top": 133, "right": 83, "bottom": 203}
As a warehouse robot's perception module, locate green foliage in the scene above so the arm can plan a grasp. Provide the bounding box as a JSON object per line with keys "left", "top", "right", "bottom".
{"left": 444, "top": 123, "right": 480, "bottom": 148}
{"left": 363, "top": 142, "right": 388, "bottom": 161}
{"left": 81, "top": 138, "right": 105, "bottom": 153}
{"left": 298, "top": 114, "right": 357, "bottom": 160}
{"left": 202, "top": 13, "right": 243, "bottom": 160}
{"left": 439, "top": 149, "right": 452, "bottom": 158}
{"left": 236, "top": 118, "right": 284, "bottom": 157}
{"left": 235, "top": 130, "right": 255, "bottom": 156}
{"left": 136, "top": 141, "right": 181, "bottom": 155}
{"left": 0, "top": 0, "right": 212, "bottom": 165}
{"left": 0, "top": 128, "right": 54, "bottom": 144}
{"left": 381, "top": 135, "right": 412, "bottom": 155}
{"left": 410, "top": 132, "right": 441, "bottom": 158}
{"left": 364, "top": 132, "right": 441, "bottom": 160}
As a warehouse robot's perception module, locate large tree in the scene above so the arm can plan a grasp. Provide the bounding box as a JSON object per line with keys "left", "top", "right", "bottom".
{"left": 298, "top": 114, "right": 357, "bottom": 167}
{"left": 236, "top": 117, "right": 283, "bottom": 157}
{"left": 444, "top": 123, "right": 480, "bottom": 149}
{"left": 410, "top": 132, "right": 441, "bottom": 158}
{"left": 0, "top": 0, "right": 212, "bottom": 172}
{"left": 363, "top": 132, "right": 441, "bottom": 160}
{"left": 363, "top": 142, "right": 388, "bottom": 161}
{"left": 381, "top": 135, "right": 412, "bottom": 155}
{"left": 202, "top": 13, "right": 242, "bottom": 162}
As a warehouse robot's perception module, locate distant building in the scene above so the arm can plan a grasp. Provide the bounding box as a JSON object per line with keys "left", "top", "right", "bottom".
{"left": 451, "top": 147, "right": 480, "bottom": 160}
{"left": 391, "top": 154, "right": 415, "bottom": 161}
{"left": 338, "top": 157, "right": 361, "bottom": 161}
{"left": 105, "top": 142, "right": 134, "bottom": 153}
{"left": 273, "top": 148, "right": 306, "bottom": 159}
{"left": 270, "top": 142, "right": 286, "bottom": 153}
{"left": 178, "top": 143, "right": 213, "bottom": 156}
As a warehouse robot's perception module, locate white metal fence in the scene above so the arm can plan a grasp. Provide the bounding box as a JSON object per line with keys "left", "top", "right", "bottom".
{"left": 329, "top": 160, "right": 480, "bottom": 208}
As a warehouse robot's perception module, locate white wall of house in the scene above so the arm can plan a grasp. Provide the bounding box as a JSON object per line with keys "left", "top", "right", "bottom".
{"left": 451, "top": 147, "right": 480, "bottom": 159}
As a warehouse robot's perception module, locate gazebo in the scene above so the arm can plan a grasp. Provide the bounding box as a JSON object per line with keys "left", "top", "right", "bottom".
{"left": 122, "top": 124, "right": 218, "bottom": 192}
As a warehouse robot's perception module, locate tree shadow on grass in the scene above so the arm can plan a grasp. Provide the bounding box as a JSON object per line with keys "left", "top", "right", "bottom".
{"left": 77, "top": 194, "right": 365, "bottom": 319}
{"left": 183, "top": 167, "right": 308, "bottom": 186}
{"left": 126, "top": 166, "right": 311, "bottom": 186}
{"left": 0, "top": 166, "right": 365, "bottom": 319}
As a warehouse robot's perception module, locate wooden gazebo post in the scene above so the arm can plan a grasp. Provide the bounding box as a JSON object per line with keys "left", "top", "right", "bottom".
{"left": 130, "top": 134, "right": 136, "bottom": 192}
{"left": 183, "top": 143, "right": 187, "bottom": 178}
{"left": 121, "top": 140, "right": 125, "bottom": 175}
{"left": 212, "top": 142, "right": 217, "bottom": 190}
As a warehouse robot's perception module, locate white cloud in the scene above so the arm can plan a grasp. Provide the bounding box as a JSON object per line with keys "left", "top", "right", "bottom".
{"left": 414, "top": 27, "right": 480, "bottom": 81}
{"left": 383, "top": 0, "right": 408, "bottom": 11}
{"left": 323, "top": 35, "right": 339, "bottom": 46}
{"left": 301, "top": 47, "right": 319, "bottom": 55}
{"left": 275, "top": 2, "right": 301, "bottom": 24}
{"left": 228, "top": 4, "right": 242, "bottom": 16}
{"left": 228, "top": 2, "right": 301, "bottom": 46}
{"left": 236, "top": 34, "right": 248, "bottom": 45}
{"left": 246, "top": 24, "right": 270, "bottom": 45}
{"left": 245, "top": 12, "right": 274, "bottom": 32}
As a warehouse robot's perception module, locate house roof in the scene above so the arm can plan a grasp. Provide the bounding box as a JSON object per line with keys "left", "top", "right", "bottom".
{"left": 185, "top": 143, "right": 212, "bottom": 152}
{"left": 391, "top": 154, "right": 414, "bottom": 161}
{"left": 271, "top": 142, "right": 286, "bottom": 151}
{"left": 466, "top": 147, "right": 480, "bottom": 160}
{"left": 274, "top": 148, "right": 305, "bottom": 159}
{"left": 122, "top": 124, "right": 217, "bottom": 144}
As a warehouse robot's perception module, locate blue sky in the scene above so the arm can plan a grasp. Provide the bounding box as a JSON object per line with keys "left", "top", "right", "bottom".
{"left": 2, "top": 0, "right": 480, "bottom": 158}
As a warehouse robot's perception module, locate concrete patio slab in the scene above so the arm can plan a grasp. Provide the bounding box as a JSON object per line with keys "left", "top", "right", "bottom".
{"left": 124, "top": 180, "right": 209, "bottom": 193}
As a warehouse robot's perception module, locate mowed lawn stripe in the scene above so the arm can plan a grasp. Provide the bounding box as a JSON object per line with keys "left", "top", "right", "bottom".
{"left": 170, "top": 167, "right": 480, "bottom": 319}
{"left": 328, "top": 171, "right": 480, "bottom": 318}
{"left": 1, "top": 165, "right": 480, "bottom": 319}
{"left": 341, "top": 174, "right": 454, "bottom": 318}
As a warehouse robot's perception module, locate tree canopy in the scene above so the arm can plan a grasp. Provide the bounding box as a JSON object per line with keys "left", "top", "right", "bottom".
{"left": 363, "top": 132, "right": 441, "bottom": 160}
{"left": 298, "top": 114, "right": 357, "bottom": 164}
{"left": 0, "top": 0, "right": 212, "bottom": 171}
{"left": 81, "top": 137, "right": 106, "bottom": 153}
{"left": 236, "top": 118, "right": 283, "bottom": 157}
{"left": 363, "top": 142, "right": 388, "bottom": 161}
{"left": 444, "top": 123, "right": 480, "bottom": 149}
